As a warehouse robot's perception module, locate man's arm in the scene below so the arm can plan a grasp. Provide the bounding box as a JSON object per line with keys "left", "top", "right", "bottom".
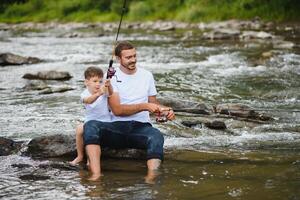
{"left": 108, "top": 92, "right": 160, "bottom": 116}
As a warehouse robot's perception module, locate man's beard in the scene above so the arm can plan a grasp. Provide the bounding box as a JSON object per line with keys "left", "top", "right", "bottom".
{"left": 124, "top": 62, "right": 136, "bottom": 70}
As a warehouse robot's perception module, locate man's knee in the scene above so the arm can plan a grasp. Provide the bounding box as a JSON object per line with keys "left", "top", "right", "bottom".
{"left": 146, "top": 129, "right": 164, "bottom": 160}
{"left": 148, "top": 129, "right": 164, "bottom": 146}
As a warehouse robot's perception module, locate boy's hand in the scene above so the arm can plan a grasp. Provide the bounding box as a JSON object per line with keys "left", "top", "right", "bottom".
{"left": 95, "top": 88, "right": 104, "bottom": 96}
{"left": 104, "top": 79, "right": 111, "bottom": 87}
{"left": 100, "top": 85, "right": 107, "bottom": 95}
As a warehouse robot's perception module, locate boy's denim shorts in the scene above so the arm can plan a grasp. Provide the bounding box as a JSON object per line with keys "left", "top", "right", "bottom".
{"left": 83, "top": 120, "right": 164, "bottom": 161}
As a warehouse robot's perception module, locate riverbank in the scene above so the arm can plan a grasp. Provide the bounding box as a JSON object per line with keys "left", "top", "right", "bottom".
{"left": 1, "top": 0, "right": 300, "bottom": 23}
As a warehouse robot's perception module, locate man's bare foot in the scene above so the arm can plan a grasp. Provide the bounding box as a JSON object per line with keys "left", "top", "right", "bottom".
{"left": 145, "top": 170, "right": 159, "bottom": 184}
{"left": 69, "top": 156, "right": 84, "bottom": 166}
{"left": 88, "top": 173, "right": 102, "bottom": 181}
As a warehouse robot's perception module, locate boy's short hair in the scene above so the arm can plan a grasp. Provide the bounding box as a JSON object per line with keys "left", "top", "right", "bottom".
{"left": 115, "top": 41, "right": 135, "bottom": 57}
{"left": 84, "top": 66, "right": 103, "bottom": 79}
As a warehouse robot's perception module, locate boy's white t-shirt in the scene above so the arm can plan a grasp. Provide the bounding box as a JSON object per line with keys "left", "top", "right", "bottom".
{"left": 110, "top": 67, "right": 157, "bottom": 123}
{"left": 80, "top": 89, "right": 111, "bottom": 123}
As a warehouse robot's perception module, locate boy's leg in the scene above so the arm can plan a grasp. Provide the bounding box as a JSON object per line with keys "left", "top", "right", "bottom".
{"left": 83, "top": 120, "right": 105, "bottom": 180}
{"left": 70, "top": 123, "right": 84, "bottom": 165}
{"left": 85, "top": 144, "right": 101, "bottom": 181}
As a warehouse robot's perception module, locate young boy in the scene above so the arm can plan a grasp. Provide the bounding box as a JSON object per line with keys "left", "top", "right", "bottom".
{"left": 70, "top": 66, "right": 113, "bottom": 166}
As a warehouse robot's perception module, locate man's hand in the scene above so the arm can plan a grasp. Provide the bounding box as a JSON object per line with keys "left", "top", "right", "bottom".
{"left": 160, "top": 107, "right": 175, "bottom": 121}
{"left": 146, "top": 103, "right": 161, "bottom": 113}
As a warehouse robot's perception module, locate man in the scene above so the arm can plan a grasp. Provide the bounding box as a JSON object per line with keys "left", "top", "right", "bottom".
{"left": 84, "top": 41, "right": 175, "bottom": 181}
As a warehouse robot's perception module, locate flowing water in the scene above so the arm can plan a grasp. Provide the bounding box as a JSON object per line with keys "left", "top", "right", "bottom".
{"left": 0, "top": 23, "right": 300, "bottom": 199}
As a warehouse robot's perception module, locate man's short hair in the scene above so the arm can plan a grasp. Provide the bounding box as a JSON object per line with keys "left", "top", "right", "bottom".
{"left": 84, "top": 66, "right": 103, "bottom": 79}
{"left": 115, "top": 41, "right": 135, "bottom": 57}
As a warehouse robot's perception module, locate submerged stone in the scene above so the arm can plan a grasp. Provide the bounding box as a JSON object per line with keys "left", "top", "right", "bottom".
{"left": 19, "top": 174, "right": 50, "bottom": 181}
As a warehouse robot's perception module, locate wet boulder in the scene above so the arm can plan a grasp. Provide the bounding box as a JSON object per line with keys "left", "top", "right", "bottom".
{"left": 0, "top": 137, "right": 23, "bottom": 156}
{"left": 22, "top": 80, "right": 50, "bottom": 91}
{"left": 22, "top": 70, "right": 72, "bottom": 81}
{"left": 204, "top": 120, "right": 227, "bottom": 130}
{"left": 25, "top": 134, "right": 76, "bottom": 158}
{"left": 157, "top": 97, "right": 210, "bottom": 114}
{"left": 181, "top": 120, "right": 202, "bottom": 128}
{"left": 0, "top": 53, "right": 41, "bottom": 66}
{"left": 38, "top": 85, "right": 75, "bottom": 94}
{"left": 24, "top": 134, "right": 147, "bottom": 159}
{"left": 214, "top": 103, "right": 272, "bottom": 121}
{"left": 21, "top": 80, "right": 74, "bottom": 94}
{"left": 181, "top": 120, "right": 226, "bottom": 130}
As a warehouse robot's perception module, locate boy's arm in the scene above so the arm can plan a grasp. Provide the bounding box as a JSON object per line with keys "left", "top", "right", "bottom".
{"left": 108, "top": 92, "right": 160, "bottom": 116}
{"left": 83, "top": 90, "right": 103, "bottom": 104}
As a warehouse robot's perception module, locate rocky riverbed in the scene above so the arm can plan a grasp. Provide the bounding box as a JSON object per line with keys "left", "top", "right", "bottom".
{"left": 0, "top": 20, "right": 300, "bottom": 199}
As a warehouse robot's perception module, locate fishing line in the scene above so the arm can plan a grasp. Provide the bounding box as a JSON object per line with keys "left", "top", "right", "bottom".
{"left": 106, "top": 0, "right": 127, "bottom": 80}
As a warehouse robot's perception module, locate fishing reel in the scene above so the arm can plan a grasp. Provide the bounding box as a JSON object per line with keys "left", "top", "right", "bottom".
{"left": 106, "top": 59, "right": 116, "bottom": 79}
{"left": 106, "top": 59, "right": 121, "bottom": 82}
{"left": 156, "top": 108, "right": 172, "bottom": 123}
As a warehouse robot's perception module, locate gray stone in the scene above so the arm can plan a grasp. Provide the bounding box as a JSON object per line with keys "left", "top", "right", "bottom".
{"left": 0, "top": 137, "right": 23, "bottom": 156}
{"left": 25, "top": 134, "right": 76, "bottom": 158}
{"left": 23, "top": 70, "right": 72, "bottom": 80}
{"left": 0, "top": 53, "right": 41, "bottom": 66}
{"left": 204, "top": 120, "right": 227, "bottom": 130}
{"left": 24, "top": 134, "right": 147, "bottom": 159}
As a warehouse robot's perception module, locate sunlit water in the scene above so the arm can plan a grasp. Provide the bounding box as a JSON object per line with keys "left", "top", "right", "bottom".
{"left": 0, "top": 24, "right": 299, "bottom": 199}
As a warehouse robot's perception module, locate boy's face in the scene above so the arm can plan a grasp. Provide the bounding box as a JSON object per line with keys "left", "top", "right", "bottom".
{"left": 85, "top": 76, "right": 103, "bottom": 94}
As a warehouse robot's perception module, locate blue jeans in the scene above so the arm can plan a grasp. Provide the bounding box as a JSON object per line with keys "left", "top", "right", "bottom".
{"left": 83, "top": 120, "right": 164, "bottom": 160}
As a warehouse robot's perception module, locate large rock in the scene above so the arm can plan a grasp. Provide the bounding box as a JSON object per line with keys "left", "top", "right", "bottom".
{"left": 157, "top": 97, "right": 211, "bottom": 114}
{"left": 21, "top": 80, "right": 74, "bottom": 94}
{"left": 0, "top": 137, "right": 23, "bottom": 156}
{"left": 38, "top": 85, "right": 75, "bottom": 94}
{"left": 23, "top": 70, "right": 72, "bottom": 80}
{"left": 25, "top": 134, "right": 76, "bottom": 158}
{"left": 0, "top": 53, "right": 41, "bottom": 66}
{"left": 24, "top": 134, "right": 146, "bottom": 159}
{"left": 214, "top": 103, "right": 272, "bottom": 121}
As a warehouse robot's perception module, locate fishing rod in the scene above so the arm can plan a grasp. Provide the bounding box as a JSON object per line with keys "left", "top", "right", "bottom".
{"left": 173, "top": 108, "right": 300, "bottom": 114}
{"left": 106, "top": 0, "right": 127, "bottom": 79}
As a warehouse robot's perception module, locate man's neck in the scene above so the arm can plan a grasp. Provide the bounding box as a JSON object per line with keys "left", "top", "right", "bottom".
{"left": 119, "top": 65, "right": 137, "bottom": 75}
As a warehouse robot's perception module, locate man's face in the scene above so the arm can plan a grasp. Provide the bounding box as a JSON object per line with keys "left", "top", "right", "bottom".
{"left": 85, "top": 76, "right": 102, "bottom": 94}
{"left": 119, "top": 48, "right": 137, "bottom": 71}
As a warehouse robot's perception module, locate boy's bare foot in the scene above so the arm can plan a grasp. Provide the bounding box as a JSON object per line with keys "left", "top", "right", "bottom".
{"left": 69, "top": 156, "right": 84, "bottom": 166}
{"left": 88, "top": 173, "right": 101, "bottom": 181}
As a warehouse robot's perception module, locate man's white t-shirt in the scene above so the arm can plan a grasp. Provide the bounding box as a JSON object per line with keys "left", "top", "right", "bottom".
{"left": 80, "top": 89, "right": 111, "bottom": 123}
{"left": 111, "top": 67, "right": 157, "bottom": 123}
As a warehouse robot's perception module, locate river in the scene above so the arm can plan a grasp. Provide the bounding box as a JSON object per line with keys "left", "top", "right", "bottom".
{"left": 0, "top": 22, "right": 299, "bottom": 199}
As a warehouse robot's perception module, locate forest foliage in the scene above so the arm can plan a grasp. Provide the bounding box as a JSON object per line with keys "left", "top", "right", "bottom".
{"left": 0, "top": 0, "right": 300, "bottom": 23}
